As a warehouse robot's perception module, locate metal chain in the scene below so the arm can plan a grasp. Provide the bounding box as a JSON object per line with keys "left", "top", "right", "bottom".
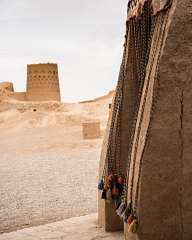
{"left": 100, "top": 1, "right": 171, "bottom": 210}
{"left": 101, "top": 34, "right": 127, "bottom": 179}
{"left": 132, "top": 8, "right": 171, "bottom": 214}
{"left": 124, "top": 1, "right": 153, "bottom": 204}
{"left": 129, "top": 14, "right": 159, "bottom": 211}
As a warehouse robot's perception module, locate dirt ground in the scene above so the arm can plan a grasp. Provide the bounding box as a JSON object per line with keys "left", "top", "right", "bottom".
{"left": 0, "top": 92, "right": 112, "bottom": 233}
{"left": 0, "top": 214, "right": 124, "bottom": 240}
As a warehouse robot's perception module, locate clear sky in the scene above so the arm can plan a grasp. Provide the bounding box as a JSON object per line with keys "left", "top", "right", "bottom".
{"left": 0, "top": 0, "right": 127, "bottom": 102}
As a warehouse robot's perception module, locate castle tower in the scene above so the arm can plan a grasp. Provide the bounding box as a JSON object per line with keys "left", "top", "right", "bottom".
{"left": 26, "top": 63, "right": 61, "bottom": 101}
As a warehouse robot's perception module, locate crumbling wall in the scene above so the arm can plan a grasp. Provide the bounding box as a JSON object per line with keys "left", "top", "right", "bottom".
{"left": 82, "top": 121, "right": 101, "bottom": 139}
{"left": 9, "top": 92, "right": 26, "bottom": 101}
{"left": 0, "top": 82, "right": 26, "bottom": 101}
{"left": 0, "top": 82, "right": 14, "bottom": 92}
{"left": 0, "top": 82, "right": 14, "bottom": 100}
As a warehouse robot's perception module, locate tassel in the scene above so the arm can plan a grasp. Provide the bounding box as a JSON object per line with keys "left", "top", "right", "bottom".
{"left": 117, "top": 183, "right": 124, "bottom": 195}
{"left": 117, "top": 176, "right": 123, "bottom": 185}
{"left": 101, "top": 189, "right": 107, "bottom": 199}
{"left": 112, "top": 184, "right": 119, "bottom": 196}
{"left": 128, "top": 219, "right": 138, "bottom": 233}
{"left": 113, "top": 197, "right": 122, "bottom": 209}
{"left": 98, "top": 179, "right": 104, "bottom": 190}
{"left": 104, "top": 183, "right": 109, "bottom": 191}
{"left": 106, "top": 174, "right": 114, "bottom": 188}
{"left": 106, "top": 189, "right": 112, "bottom": 203}
{"left": 121, "top": 206, "right": 132, "bottom": 222}
{"left": 116, "top": 201, "right": 126, "bottom": 216}
{"left": 107, "top": 174, "right": 114, "bottom": 182}
{"left": 127, "top": 215, "right": 134, "bottom": 225}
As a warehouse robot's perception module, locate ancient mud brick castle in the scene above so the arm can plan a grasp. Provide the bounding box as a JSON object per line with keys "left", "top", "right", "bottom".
{"left": 26, "top": 63, "right": 60, "bottom": 101}
{"left": 0, "top": 63, "right": 61, "bottom": 101}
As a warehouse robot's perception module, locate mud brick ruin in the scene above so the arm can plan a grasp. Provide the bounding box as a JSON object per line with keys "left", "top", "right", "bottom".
{"left": 82, "top": 121, "right": 101, "bottom": 140}
{"left": 0, "top": 63, "right": 61, "bottom": 102}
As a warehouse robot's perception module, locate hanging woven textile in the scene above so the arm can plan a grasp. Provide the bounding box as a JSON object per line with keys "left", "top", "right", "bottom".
{"left": 98, "top": 0, "right": 157, "bottom": 216}
{"left": 98, "top": 0, "right": 173, "bottom": 234}
{"left": 114, "top": 1, "right": 158, "bottom": 230}
{"left": 123, "top": 0, "right": 173, "bottom": 234}
{"left": 98, "top": 50, "right": 126, "bottom": 202}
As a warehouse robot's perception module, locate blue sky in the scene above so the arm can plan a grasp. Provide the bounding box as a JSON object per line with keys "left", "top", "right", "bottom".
{"left": 0, "top": 0, "right": 127, "bottom": 102}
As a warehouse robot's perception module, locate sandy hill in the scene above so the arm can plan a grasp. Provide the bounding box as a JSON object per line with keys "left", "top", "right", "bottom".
{"left": 0, "top": 90, "right": 114, "bottom": 130}
{"left": 0, "top": 90, "right": 114, "bottom": 129}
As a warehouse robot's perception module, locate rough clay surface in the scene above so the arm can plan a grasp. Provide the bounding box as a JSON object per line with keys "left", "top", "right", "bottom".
{"left": 97, "top": 1, "right": 192, "bottom": 239}
{"left": 126, "top": 0, "right": 192, "bottom": 240}
{"left": 0, "top": 92, "right": 113, "bottom": 233}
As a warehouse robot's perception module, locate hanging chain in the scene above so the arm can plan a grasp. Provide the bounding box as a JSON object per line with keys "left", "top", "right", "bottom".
{"left": 100, "top": 2, "right": 172, "bottom": 225}
{"left": 131, "top": 7, "right": 171, "bottom": 215}
{"left": 124, "top": 1, "right": 153, "bottom": 205}
{"left": 101, "top": 36, "right": 127, "bottom": 180}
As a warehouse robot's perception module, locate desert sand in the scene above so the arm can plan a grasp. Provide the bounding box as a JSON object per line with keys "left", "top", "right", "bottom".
{"left": 0, "top": 91, "right": 113, "bottom": 233}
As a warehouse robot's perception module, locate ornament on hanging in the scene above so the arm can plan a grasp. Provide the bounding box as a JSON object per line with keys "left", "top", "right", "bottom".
{"left": 101, "top": 189, "right": 107, "bottom": 199}
{"left": 106, "top": 189, "right": 113, "bottom": 203}
{"left": 112, "top": 184, "right": 119, "bottom": 196}
{"left": 117, "top": 175, "right": 123, "bottom": 185}
{"left": 99, "top": 174, "right": 125, "bottom": 206}
{"left": 116, "top": 201, "right": 127, "bottom": 217}
{"left": 113, "top": 197, "right": 122, "bottom": 209}
{"left": 128, "top": 219, "right": 138, "bottom": 233}
{"left": 121, "top": 204, "right": 132, "bottom": 222}
{"left": 106, "top": 174, "right": 114, "bottom": 188}
{"left": 98, "top": 179, "right": 104, "bottom": 190}
{"left": 127, "top": 214, "right": 134, "bottom": 225}
{"left": 117, "top": 182, "right": 124, "bottom": 195}
{"left": 108, "top": 174, "right": 114, "bottom": 182}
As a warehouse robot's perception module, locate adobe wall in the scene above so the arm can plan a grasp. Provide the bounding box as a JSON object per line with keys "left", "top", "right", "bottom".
{"left": 26, "top": 63, "right": 61, "bottom": 101}
{"left": 98, "top": 87, "right": 125, "bottom": 231}
{"left": 82, "top": 121, "right": 101, "bottom": 139}
{"left": 126, "top": 0, "right": 192, "bottom": 239}
{"left": 9, "top": 92, "right": 26, "bottom": 101}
